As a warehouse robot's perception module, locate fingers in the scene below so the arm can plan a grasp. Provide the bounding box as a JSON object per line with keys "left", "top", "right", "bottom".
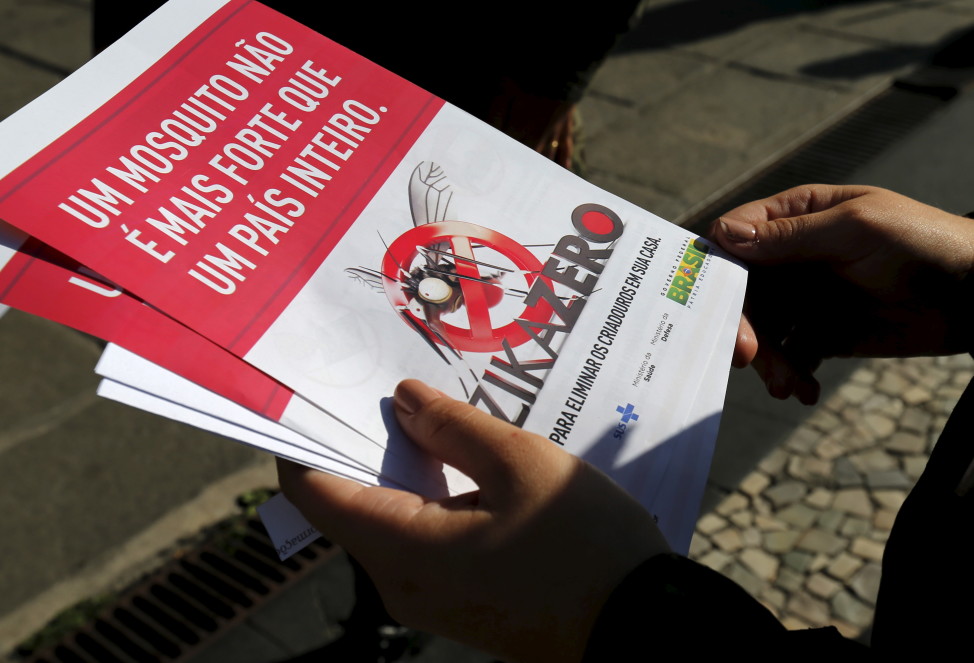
{"left": 393, "top": 379, "right": 559, "bottom": 499}
{"left": 277, "top": 457, "right": 428, "bottom": 546}
{"left": 749, "top": 339, "right": 822, "bottom": 405}
{"left": 732, "top": 315, "right": 758, "bottom": 368}
{"left": 712, "top": 185, "right": 880, "bottom": 403}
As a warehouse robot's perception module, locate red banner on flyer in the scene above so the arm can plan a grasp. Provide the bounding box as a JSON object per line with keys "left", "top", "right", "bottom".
{"left": 0, "top": 232, "right": 292, "bottom": 419}
{"left": 0, "top": 0, "right": 441, "bottom": 355}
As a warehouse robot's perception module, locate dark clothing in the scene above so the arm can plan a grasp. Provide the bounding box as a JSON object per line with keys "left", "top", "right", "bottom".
{"left": 584, "top": 554, "right": 867, "bottom": 658}
{"left": 585, "top": 375, "right": 974, "bottom": 658}
{"left": 871, "top": 373, "right": 974, "bottom": 655}
{"left": 93, "top": 1, "right": 641, "bottom": 118}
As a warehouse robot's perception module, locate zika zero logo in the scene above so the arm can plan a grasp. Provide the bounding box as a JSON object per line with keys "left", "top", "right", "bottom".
{"left": 381, "top": 221, "right": 555, "bottom": 353}
{"left": 346, "top": 162, "right": 623, "bottom": 401}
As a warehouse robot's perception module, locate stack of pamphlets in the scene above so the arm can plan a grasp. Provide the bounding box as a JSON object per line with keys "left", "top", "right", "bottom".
{"left": 0, "top": 0, "right": 745, "bottom": 558}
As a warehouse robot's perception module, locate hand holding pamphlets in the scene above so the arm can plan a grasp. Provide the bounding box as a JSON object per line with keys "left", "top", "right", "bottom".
{"left": 0, "top": 0, "right": 745, "bottom": 558}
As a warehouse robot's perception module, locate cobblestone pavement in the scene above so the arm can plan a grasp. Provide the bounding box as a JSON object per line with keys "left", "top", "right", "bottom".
{"left": 689, "top": 353, "right": 974, "bottom": 638}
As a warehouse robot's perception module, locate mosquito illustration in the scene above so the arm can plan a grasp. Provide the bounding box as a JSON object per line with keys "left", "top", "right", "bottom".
{"left": 345, "top": 162, "right": 557, "bottom": 397}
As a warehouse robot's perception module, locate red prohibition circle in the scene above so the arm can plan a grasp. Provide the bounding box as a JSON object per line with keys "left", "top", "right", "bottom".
{"left": 382, "top": 221, "right": 554, "bottom": 353}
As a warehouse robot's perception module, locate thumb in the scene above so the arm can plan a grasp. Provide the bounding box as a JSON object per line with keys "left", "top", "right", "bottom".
{"left": 394, "top": 379, "right": 560, "bottom": 498}
{"left": 715, "top": 205, "right": 862, "bottom": 266}
{"left": 712, "top": 184, "right": 873, "bottom": 265}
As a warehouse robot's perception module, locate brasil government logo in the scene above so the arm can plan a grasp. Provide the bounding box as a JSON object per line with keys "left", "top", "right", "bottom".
{"left": 665, "top": 238, "right": 709, "bottom": 305}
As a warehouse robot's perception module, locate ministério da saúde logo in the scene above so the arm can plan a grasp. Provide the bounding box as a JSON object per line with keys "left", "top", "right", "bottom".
{"left": 613, "top": 402, "right": 638, "bottom": 439}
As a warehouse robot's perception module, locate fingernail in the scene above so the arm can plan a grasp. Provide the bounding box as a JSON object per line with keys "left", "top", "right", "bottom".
{"left": 719, "top": 218, "right": 757, "bottom": 244}
{"left": 394, "top": 379, "right": 441, "bottom": 415}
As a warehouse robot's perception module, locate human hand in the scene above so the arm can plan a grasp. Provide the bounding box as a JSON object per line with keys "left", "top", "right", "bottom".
{"left": 278, "top": 379, "right": 668, "bottom": 663}
{"left": 712, "top": 184, "right": 974, "bottom": 403}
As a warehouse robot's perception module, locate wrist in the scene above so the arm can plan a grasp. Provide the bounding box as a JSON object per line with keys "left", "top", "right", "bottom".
{"left": 583, "top": 554, "right": 787, "bottom": 661}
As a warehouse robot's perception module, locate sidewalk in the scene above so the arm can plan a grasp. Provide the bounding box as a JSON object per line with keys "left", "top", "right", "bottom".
{"left": 2, "top": 0, "right": 973, "bottom": 659}
{"left": 693, "top": 354, "right": 974, "bottom": 637}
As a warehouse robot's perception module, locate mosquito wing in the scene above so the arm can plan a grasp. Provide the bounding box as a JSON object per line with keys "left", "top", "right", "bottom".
{"left": 344, "top": 267, "right": 388, "bottom": 292}
{"left": 408, "top": 161, "right": 455, "bottom": 227}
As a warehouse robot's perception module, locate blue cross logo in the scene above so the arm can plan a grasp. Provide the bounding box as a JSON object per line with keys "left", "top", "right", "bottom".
{"left": 616, "top": 403, "right": 639, "bottom": 424}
